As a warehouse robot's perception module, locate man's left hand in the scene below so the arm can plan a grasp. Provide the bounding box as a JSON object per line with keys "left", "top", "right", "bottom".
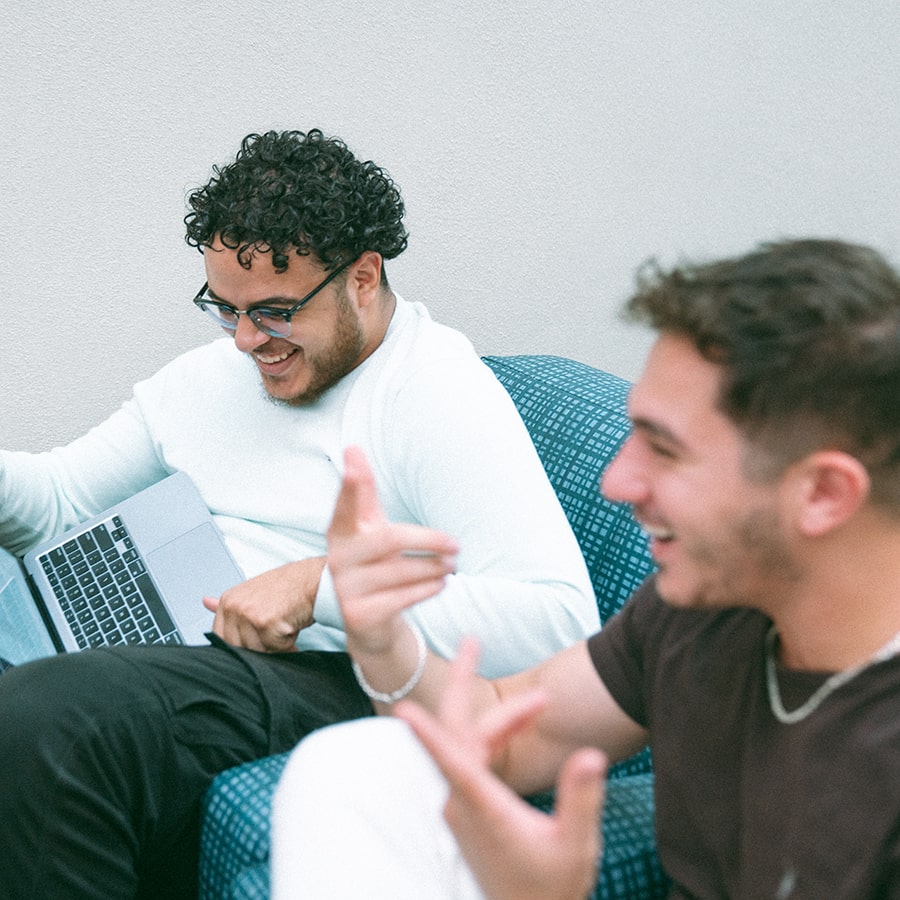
{"left": 396, "top": 638, "right": 607, "bottom": 900}
{"left": 203, "top": 557, "right": 327, "bottom": 652}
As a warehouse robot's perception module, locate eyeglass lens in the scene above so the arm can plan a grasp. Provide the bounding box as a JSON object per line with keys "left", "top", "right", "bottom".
{"left": 199, "top": 303, "right": 291, "bottom": 337}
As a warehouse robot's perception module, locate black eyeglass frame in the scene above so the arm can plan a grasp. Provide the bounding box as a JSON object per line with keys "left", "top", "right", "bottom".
{"left": 192, "top": 258, "right": 354, "bottom": 338}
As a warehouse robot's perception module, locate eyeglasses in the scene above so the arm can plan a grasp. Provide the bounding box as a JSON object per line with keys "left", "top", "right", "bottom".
{"left": 192, "top": 259, "right": 353, "bottom": 338}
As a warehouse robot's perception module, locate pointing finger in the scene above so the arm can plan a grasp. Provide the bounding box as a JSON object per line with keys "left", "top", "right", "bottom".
{"left": 328, "top": 446, "right": 384, "bottom": 539}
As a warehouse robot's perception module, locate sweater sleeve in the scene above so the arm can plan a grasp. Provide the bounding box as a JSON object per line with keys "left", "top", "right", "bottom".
{"left": 0, "top": 396, "right": 170, "bottom": 556}
{"left": 314, "top": 348, "right": 600, "bottom": 679}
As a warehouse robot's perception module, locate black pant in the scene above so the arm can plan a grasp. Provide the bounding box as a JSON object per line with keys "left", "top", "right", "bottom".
{"left": 0, "top": 640, "right": 373, "bottom": 899}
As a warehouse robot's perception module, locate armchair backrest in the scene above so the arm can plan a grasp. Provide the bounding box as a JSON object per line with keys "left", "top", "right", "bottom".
{"left": 482, "top": 355, "right": 655, "bottom": 624}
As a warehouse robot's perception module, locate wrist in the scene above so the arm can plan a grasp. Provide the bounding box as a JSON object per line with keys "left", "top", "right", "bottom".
{"left": 351, "top": 620, "right": 427, "bottom": 705}
{"left": 288, "top": 556, "right": 326, "bottom": 619}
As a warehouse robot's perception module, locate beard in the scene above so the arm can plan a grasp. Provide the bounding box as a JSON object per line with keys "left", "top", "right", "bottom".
{"left": 660, "top": 505, "right": 803, "bottom": 611}
{"left": 262, "top": 288, "right": 367, "bottom": 407}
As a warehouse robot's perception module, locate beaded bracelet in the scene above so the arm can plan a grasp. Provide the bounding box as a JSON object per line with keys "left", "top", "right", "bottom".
{"left": 351, "top": 621, "right": 428, "bottom": 704}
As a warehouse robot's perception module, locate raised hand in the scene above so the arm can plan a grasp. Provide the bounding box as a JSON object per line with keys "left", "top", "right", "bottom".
{"left": 396, "top": 638, "right": 607, "bottom": 900}
{"left": 327, "top": 446, "right": 458, "bottom": 654}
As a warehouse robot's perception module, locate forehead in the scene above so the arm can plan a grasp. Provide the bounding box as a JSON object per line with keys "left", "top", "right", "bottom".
{"left": 203, "top": 237, "right": 322, "bottom": 304}
{"left": 629, "top": 334, "right": 740, "bottom": 450}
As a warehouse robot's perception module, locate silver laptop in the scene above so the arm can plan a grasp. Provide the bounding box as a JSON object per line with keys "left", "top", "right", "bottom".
{"left": 0, "top": 472, "right": 244, "bottom": 662}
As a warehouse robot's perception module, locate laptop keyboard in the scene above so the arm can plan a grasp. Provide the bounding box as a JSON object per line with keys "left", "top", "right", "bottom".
{"left": 37, "top": 516, "right": 182, "bottom": 650}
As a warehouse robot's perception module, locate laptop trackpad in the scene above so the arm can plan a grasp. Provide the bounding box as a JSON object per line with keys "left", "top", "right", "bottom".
{"left": 146, "top": 524, "right": 244, "bottom": 642}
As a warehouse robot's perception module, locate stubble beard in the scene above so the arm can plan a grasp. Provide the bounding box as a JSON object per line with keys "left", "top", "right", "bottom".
{"left": 672, "top": 505, "right": 802, "bottom": 610}
{"left": 262, "top": 291, "right": 367, "bottom": 407}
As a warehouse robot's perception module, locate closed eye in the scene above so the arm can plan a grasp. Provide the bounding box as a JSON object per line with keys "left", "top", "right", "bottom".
{"left": 647, "top": 440, "right": 678, "bottom": 460}
{"left": 249, "top": 307, "right": 292, "bottom": 321}
{"left": 631, "top": 419, "right": 684, "bottom": 461}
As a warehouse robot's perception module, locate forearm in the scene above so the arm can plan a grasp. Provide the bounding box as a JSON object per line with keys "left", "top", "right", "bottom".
{"left": 348, "top": 623, "right": 507, "bottom": 750}
{"left": 495, "top": 645, "right": 649, "bottom": 795}
{"left": 0, "top": 450, "right": 65, "bottom": 553}
{"left": 407, "top": 575, "right": 597, "bottom": 678}
{"left": 0, "top": 402, "right": 166, "bottom": 554}
{"left": 380, "top": 639, "right": 648, "bottom": 799}
{"left": 346, "top": 619, "right": 580, "bottom": 799}
{"left": 346, "top": 620, "right": 455, "bottom": 714}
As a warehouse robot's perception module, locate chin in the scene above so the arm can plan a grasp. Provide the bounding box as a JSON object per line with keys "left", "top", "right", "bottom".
{"left": 656, "top": 588, "right": 696, "bottom": 609}
{"left": 263, "top": 385, "right": 319, "bottom": 407}
{"left": 653, "top": 570, "right": 705, "bottom": 609}
{"left": 259, "top": 350, "right": 359, "bottom": 407}
{"left": 261, "top": 375, "right": 332, "bottom": 407}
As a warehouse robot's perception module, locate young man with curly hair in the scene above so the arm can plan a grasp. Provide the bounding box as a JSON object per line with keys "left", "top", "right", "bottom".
{"left": 0, "top": 130, "right": 598, "bottom": 898}
{"left": 277, "top": 239, "right": 900, "bottom": 899}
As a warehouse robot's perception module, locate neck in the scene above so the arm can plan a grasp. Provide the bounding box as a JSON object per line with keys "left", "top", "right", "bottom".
{"left": 357, "top": 289, "right": 397, "bottom": 365}
{"left": 379, "top": 288, "right": 397, "bottom": 326}
{"left": 774, "top": 607, "right": 900, "bottom": 672}
{"left": 771, "top": 525, "right": 900, "bottom": 671}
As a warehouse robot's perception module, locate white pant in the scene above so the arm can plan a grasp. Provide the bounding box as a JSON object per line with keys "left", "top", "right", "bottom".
{"left": 271, "top": 717, "right": 486, "bottom": 900}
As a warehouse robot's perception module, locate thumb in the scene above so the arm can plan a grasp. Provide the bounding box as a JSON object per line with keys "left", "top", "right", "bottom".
{"left": 554, "top": 748, "right": 607, "bottom": 853}
{"left": 202, "top": 595, "right": 220, "bottom": 612}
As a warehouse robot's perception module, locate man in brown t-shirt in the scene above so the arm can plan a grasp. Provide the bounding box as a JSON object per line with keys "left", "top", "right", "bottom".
{"left": 273, "top": 238, "right": 900, "bottom": 899}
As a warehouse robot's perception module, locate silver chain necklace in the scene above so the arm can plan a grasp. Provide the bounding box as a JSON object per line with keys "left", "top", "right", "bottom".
{"left": 765, "top": 624, "right": 900, "bottom": 725}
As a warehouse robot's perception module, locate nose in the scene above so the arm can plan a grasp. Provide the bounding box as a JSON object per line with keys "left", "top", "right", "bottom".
{"left": 600, "top": 436, "right": 647, "bottom": 506}
{"left": 232, "top": 313, "right": 270, "bottom": 352}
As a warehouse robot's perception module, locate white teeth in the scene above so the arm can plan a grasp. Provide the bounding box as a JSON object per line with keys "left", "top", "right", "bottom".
{"left": 256, "top": 350, "right": 294, "bottom": 364}
{"left": 643, "top": 524, "right": 675, "bottom": 541}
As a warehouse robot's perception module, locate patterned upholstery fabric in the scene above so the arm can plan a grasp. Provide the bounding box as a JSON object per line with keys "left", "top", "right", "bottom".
{"left": 201, "top": 752, "right": 290, "bottom": 898}
{"left": 199, "top": 355, "right": 667, "bottom": 899}
{"left": 481, "top": 356, "right": 652, "bottom": 623}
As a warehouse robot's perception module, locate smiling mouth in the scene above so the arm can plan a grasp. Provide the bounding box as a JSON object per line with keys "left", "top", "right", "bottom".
{"left": 254, "top": 348, "right": 298, "bottom": 365}
{"left": 638, "top": 521, "right": 675, "bottom": 543}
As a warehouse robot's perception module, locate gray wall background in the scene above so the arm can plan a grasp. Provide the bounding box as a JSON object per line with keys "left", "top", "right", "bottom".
{"left": 2, "top": 0, "right": 898, "bottom": 451}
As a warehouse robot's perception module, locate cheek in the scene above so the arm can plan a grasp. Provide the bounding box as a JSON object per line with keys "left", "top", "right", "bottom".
{"left": 665, "top": 485, "right": 751, "bottom": 556}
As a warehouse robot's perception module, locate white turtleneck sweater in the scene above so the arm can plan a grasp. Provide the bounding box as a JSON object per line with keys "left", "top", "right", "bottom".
{"left": 0, "top": 298, "right": 598, "bottom": 677}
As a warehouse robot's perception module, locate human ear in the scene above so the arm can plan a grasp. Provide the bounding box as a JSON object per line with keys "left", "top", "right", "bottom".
{"left": 348, "top": 252, "right": 383, "bottom": 307}
{"left": 792, "top": 451, "right": 870, "bottom": 537}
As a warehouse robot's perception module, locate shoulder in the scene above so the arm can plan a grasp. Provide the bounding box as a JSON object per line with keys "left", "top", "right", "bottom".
{"left": 588, "top": 579, "right": 770, "bottom": 721}
{"left": 355, "top": 298, "right": 513, "bottom": 410}
{"left": 134, "top": 339, "right": 252, "bottom": 393}
{"left": 384, "top": 298, "right": 485, "bottom": 371}
{"left": 130, "top": 339, "right": 260, "bottom": 425}
{"left": 821, "top": 657, "right": 900, "bottom": 751}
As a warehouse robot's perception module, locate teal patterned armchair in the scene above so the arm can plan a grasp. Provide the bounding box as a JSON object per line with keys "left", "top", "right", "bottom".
{"left": 199, "top": 355, "right": 668, "bottom": 899}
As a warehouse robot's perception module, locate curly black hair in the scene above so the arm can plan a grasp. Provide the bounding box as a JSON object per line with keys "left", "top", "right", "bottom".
{"left": 184, "top": 130, "right": 409, "bottom": 276}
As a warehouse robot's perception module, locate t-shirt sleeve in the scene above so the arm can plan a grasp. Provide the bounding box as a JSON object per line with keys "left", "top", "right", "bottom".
{"left": 587, "top": 577, "right": 663, "bottom": 729}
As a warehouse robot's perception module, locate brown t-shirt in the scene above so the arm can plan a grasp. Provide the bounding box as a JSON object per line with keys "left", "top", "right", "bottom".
{"left": 588, "top": 578, "right": 900, "bottom": 899}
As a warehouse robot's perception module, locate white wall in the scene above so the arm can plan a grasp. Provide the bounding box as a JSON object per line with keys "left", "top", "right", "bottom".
{"left": 2, "top": 0, "right": 898, "bottom": 451}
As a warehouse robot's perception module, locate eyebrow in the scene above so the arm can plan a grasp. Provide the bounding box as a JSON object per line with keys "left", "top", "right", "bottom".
{"left": 630, "top": 416, "right": 688, "bottom": 451}
{"left": 205, "top": 287, "right": 299, "bottom": 307}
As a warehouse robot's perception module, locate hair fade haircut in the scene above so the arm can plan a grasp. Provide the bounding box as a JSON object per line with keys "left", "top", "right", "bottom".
{"left": 625, "top": 238, "right": 900, "bottom": 510}
{"left": 184, "top": 129, "right": 409, "bottom": 279}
